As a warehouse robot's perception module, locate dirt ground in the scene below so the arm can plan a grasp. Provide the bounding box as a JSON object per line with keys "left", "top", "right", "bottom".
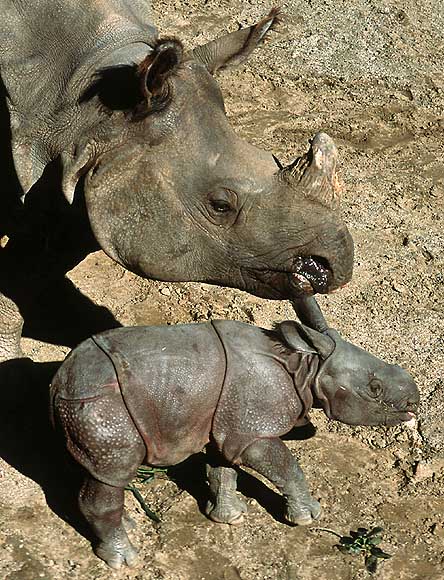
{"left": 1, "top": 0, "right": 444, "bottom": 578}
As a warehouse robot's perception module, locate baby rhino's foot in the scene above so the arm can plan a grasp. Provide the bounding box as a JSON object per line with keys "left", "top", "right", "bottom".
{"left": 95, "top": 536, "right": 139, "bottom": 569}
{"left": 285, "top": 496, "right": 321, "bottom": 526}
{"left": 122, "top": 510, "right": 137, "bottom": 531}
{"left": 206, "top": 494, "right": 248, "bottom": 525}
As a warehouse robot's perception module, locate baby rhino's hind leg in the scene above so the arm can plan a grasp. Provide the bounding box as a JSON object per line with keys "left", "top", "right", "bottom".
{"left": 56, "top": 389, "right": 146, "bottom": 568}
{"left": 80, "top": 478, "right": 138, "bottom": 570}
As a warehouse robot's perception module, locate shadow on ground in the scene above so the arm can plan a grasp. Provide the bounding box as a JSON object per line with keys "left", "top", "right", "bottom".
{"left": 0, "top": 358, "right": 94, "bottom": 541}
{"left": 168, "top": 422, "right": 317, "bottom": 526}
{"left": 22, "top": 276, "right": 121, "bottom": 348}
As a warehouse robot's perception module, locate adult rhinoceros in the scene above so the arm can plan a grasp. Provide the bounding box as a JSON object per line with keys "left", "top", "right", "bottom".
{"left": 0, "top": 1, "right": 353, "bottom": 362}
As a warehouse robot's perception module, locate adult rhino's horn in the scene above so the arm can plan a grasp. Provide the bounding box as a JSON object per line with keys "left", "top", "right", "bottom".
{"left": 191, "top": 8, "right": 282, "bottom": 74}
{"left": 12, "top": 141, "right": 47, "bottom": 201}
{"left": 282, "top": 132, "right": 342, "bottom": 209}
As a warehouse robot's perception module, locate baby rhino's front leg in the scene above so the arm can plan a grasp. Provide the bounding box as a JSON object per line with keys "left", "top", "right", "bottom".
{"left": 239, "top": 438, "right": 321, "bottom": 525}
{"left": 206, "top": 463, "right": 248, "bottom": 524}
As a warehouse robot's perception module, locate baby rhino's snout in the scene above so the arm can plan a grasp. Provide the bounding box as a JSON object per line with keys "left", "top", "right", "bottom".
{"left": 391, "top": 367, "right": 420, "bottom": 417}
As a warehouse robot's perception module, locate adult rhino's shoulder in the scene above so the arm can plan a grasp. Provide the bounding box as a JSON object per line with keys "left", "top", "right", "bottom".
{"left": 0, "top": 0, "right": 157, "bottom": 196}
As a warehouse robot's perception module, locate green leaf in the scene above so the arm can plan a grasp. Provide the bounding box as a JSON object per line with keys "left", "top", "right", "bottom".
{"left": 137, "top": 474, "right": 155, "bottom": 484}
{"left": 357, "top": 527, "right": 369, "bottom": 535}
{"left": 368, "top": 536, "right": 382, "bottom": 546}
{"left": 371, "top": 547, "right": 392, "bottom": 559}
{"left": 125, "top": 486, "right": 161, "bottom": 523}
{"left": 339, "top": 537, "right": 355, "bottom": 545}
{"left": 365, "top": 555, "right": 378, "bottom": 573}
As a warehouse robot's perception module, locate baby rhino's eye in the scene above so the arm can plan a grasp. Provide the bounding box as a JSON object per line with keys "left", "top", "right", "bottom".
{"left": 368, "top": 378, "right": 383, "bottom": 398}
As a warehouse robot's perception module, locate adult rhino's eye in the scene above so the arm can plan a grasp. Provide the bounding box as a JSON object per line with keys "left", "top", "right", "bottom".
{"left": 210, "top": 199, "right": 232, "bottom": 213}
{"left": 368, "top": 378, "right": 383, "bottom": 398}
{"left": 207, "top": 190, "right": 238, "bottom": 221}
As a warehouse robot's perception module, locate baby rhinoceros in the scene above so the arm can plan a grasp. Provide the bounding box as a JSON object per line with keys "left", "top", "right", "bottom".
{"left": 51, "top": 320, "right": 419, "bottom": 569}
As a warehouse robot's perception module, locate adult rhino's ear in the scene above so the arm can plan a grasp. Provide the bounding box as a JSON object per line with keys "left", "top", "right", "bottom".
{"left": 279, "top": 321, "right": 335, "bottom": 360}
{"left": 61, "top": 142, "right": 99, "bottom": 204}
{"left": 135, "top": 38, "right": 183, "bottom": 118}
{"left": 12, "top": 141, "right": 48, "bottom": 202}
{"left": 192, "top": 8, "right": 281, "bottom": 74}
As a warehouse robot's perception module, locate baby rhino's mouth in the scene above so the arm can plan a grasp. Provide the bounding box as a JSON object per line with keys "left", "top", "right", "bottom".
{"left": 385, "top": 409, "right": 416, "bottom": 427}
{"left": 290, "top": 257, "right": 331, "bottom": 294}
{"left": 400, "top": 410, "right": 416, "bottom": 422}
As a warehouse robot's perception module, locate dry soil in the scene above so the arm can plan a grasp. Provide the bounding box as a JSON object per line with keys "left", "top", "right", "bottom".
{"left": 1, "top": 1, "right": 443, "bottom": 579}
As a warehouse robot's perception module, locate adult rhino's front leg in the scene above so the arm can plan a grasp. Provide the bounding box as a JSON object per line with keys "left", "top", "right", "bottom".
{"left": 0, "top": 291, "right": 23, "bottom": 362}
{"left": 239, "top": 438, "right": 321, "bottom": 525}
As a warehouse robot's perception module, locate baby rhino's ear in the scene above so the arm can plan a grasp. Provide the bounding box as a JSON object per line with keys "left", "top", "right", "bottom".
{"left": 278, "top": 321, "right": 317, "bottom": 354}
{"left": 278, "top": 321, "right": 335, "bottom": 359}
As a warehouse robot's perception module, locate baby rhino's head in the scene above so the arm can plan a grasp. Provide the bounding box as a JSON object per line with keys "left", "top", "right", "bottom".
{"left": 278, "top": 321, "right": 419, "bottom": 426}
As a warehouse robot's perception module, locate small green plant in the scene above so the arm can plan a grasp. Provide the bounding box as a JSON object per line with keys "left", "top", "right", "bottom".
{"left": 315, "top": 526, "right": 392, "bottom": 574}
{"left": 125, "top": 466, "right": 168, "bottom": 524}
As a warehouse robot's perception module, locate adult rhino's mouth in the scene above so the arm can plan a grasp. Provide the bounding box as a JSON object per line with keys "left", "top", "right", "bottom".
{"left": 247, "top": 255, "right": 332, "bottom": 299}
{"left": 290, "top": 257, "right": 331, "bottom": 295}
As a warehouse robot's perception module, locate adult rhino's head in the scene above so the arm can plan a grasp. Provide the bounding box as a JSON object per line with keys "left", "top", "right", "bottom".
{"left": 74, "top": 10, "right": 354, "bottom": 300}
{"left": 279, "top": 321, "right": 419, "bottom": 426}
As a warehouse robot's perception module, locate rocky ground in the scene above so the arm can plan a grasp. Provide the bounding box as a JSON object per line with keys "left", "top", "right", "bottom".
{"left": 1, "top": 0, "right": 443, "bottom": 578}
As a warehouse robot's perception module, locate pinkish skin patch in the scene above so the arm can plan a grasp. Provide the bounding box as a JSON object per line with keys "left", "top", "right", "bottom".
{"left": 404, "top": 414, "right": 417, "bottom": 428}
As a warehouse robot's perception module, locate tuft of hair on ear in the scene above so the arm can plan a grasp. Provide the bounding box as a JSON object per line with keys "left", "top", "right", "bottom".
{"left": 133, "top": 37, "right": 184, "bottom": 120}
{"left": 262, "top": 6, "right": 283, "bottom": 33}
{"left": 232, "top": 6, "right": 283, "bottom": 63}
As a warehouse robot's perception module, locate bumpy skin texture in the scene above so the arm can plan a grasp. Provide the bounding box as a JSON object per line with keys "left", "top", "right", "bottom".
{"left": 51, "top": 320, "right": 419, "bottom": 568}
{"left": 0, "top": 293, "right": 23, "bottom": 360}
{"left": 0, "top": 1, "right": 354, "bottom": 363}
{"left": 205, "top": 463, "right": 248, "bottom": 525}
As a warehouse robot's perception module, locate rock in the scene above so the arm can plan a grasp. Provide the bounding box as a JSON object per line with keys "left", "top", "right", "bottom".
{"left": 413, "top": 461, "right": 436, "bottom": 482}
{"left": 431, "top": 523, "right": 444, "bottom": 538}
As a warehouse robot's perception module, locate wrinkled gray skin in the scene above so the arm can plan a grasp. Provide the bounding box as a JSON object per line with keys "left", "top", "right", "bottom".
{"left": 0, "top": 1, "right": 354, "bottom": 362}
{"left": 51, "top": 320, "right": 419, "bottom": 569}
